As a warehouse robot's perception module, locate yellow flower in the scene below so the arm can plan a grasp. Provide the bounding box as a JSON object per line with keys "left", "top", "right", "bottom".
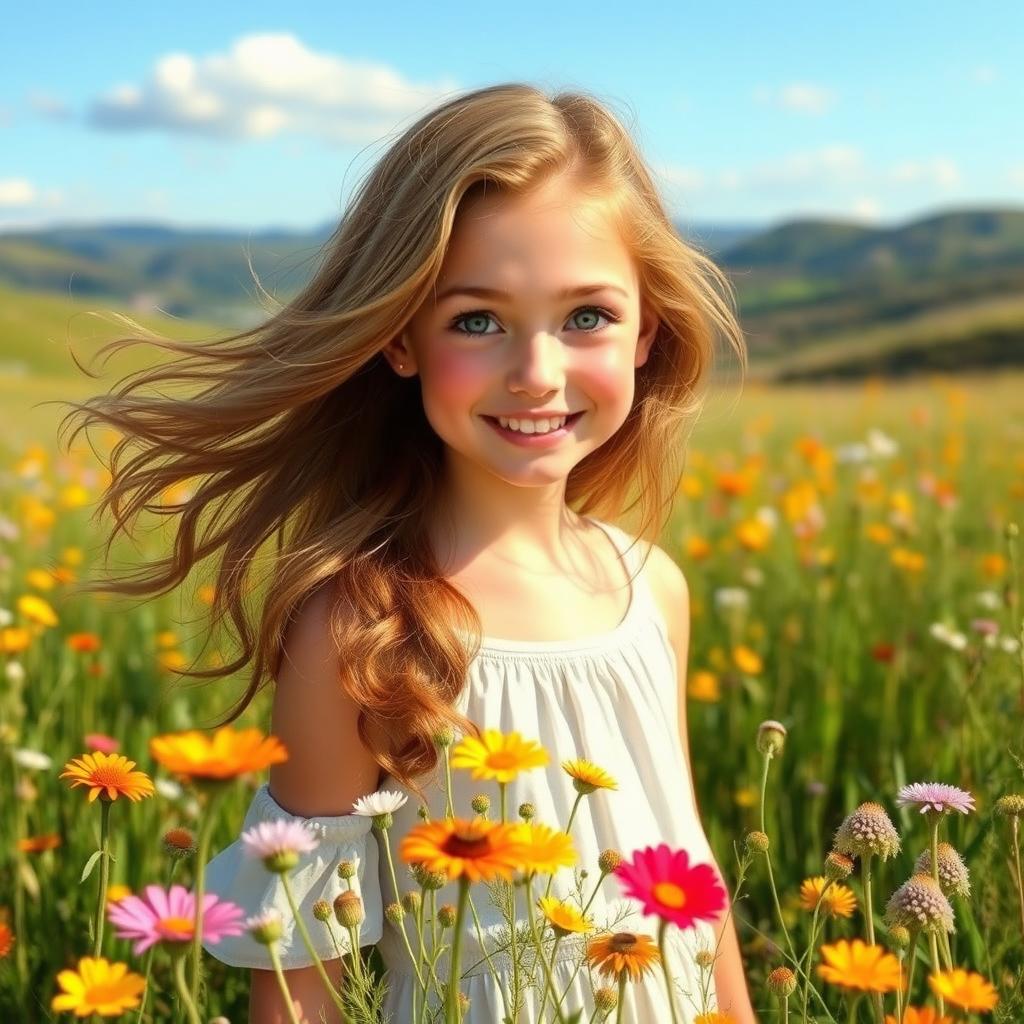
{"left": 561, "top": 758, "right": 617, "bottom": 794}
{"left": 695, "top": 1014, "right": 737, "bottom": 1024}
{"left": 586, "top": 930, "right": 662, "bottom": 983}
{"left": 685, "top": 535, "right": 712, "bottom": 560}
{"left": 149, "top": 726, "right": 288, "bottom": 781}
{"left": 51, "top": 956, "right": 147, "bottom": 1016}
{"left": 688, "top": 670, "right": 721, "bottom": 703}
{"left": 197, "top": 584, "right": 217, "bottom": 605}
{"left": 891, "top": 548, "right": 926, "bottom": 573}
{"left": 679, "top": 475, "right": 704, "bottom": 500}
{"left": 928, "top": 968, "right": 999, "bottom": 1012}
{"left": 157, "top": 649, "right": 187, "bottom": 672}
{"left": 732, "top": 645, "right": 763, "bottom": 675}
{"left": 59, "top": 752, "right": 155, "bottom": 804}
{"left": 799, "top": 876, "right": 857, "bottom": 918}
{"left": 511, "top": 822, "right": 577, "bottom": 876}
{"left": 0, "top": 627, "right": 32, "bottom": 654}
{"left": 538, "top": 896, "right": 594, "bottom": 936}
{"left": 25, "top": 568, "right": 56, "bottom": 591}
{"left": 17, "top": 594, "right": 58, "bottom": 628}
{"left": 733, "top": 787, "right": 758, "bottom": 808}
{"left": 155, "top": 631, "right": 179, "bottom": 649}
{"left": 106, "top": 884, "right": 132, "bottom": 906}
{"left": 450, "top": 729, "right": 548, "bottom": 783}
{"left": 866, "top": 523, "right": 894, "bottom": 545}
{"left": 980, "top": 553, "right": 1006, "bottom": 579}
{"left": 735, "top": 518, "right": 771, "bottom": 552}
{"left": 59, "top": 484, "right": 91, "bottom": 509}
{"left": 399, "top": 817, "right": 526, "bottom": 884}
{"left": 817, "top": 938, "right": 903, "bottom": 993}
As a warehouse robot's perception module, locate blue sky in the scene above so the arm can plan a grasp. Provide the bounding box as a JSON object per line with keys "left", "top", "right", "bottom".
{"left": 2, "top": 1, "right": 1021, "bottom": 233}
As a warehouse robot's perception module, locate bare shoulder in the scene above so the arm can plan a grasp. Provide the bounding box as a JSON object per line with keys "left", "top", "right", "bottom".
{"left": 268, "top": 582, "right": 383, "bottom": 817}
{"left": 634, "top": 537, "right": 690, "bottom": 648}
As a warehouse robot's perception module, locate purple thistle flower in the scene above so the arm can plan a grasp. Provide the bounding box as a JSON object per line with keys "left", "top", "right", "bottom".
{"left": 896, "top": 782, "right": 975, "bottom": 816}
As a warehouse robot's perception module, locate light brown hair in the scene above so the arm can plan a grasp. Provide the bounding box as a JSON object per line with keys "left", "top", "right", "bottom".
{"left": 56, "top": 82, "right": 747, "bottom": 804}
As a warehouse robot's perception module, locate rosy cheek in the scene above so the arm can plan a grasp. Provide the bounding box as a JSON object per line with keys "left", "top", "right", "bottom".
{"left": 422, "top": 348, "right": 487, "bottom": 412}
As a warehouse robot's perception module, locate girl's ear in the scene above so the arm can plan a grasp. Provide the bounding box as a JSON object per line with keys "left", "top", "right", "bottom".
{"left": 634, "top": 303, "right": 661, "bottom": 368}
{"left": 381, "top": 333, "right": 417, "bottom": 376}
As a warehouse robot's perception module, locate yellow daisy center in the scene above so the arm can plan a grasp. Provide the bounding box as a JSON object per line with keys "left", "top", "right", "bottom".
{"left": 90, "top": 765, "right": 129, "bottom": 787}
{"left": 157, "top": 916, "right": 195, "bottom": 938}
{"left": 653, "top": 882, "right": 687, "bottom": 909}
{"left": 485, "top": 751, "right": 519, "bottom": 770}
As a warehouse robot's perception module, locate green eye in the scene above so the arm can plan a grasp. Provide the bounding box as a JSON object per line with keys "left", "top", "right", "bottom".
{"left": 448, "top": 305, "right": 620, "bottom": 338}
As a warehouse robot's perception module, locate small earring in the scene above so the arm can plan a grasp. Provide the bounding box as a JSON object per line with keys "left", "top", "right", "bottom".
{"left": 398, "top": 362, "right": 405, "bottom": 370}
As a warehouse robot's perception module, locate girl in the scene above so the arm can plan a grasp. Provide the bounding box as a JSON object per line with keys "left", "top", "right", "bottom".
{"left": 62, "top": 83, "right": 753, "bottom": 1022}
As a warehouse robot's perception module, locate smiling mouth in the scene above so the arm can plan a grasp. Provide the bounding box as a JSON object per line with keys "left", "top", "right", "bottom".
{"left": 481, "top": 412, "right": 584, "bottom": 431}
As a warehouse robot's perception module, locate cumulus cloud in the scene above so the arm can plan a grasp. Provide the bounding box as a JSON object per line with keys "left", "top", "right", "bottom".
{"left": 753, "top": 82, "right": 836, "bottom": 115}
{"left": 87, "top": 32, "right": 461, "bottom": 143}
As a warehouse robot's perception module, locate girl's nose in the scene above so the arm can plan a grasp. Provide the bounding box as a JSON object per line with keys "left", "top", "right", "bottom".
{"left": 507, "top": 331, "right": 565, "bottom": 393}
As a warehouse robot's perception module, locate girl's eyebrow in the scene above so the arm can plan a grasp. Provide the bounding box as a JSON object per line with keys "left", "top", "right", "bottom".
{"left": 435, "top": 282, "right": 629, "bottom": 303}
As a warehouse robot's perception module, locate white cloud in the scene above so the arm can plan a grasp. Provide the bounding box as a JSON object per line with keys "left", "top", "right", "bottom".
{"left": 87, "top": 32, "right": 461, "bottom": 144}
{"left": 753, "top": 82, "right": 836, "bottom": 115}
{"left": 890, "top": 158, "right": 961, "bottom": 188}
{"left": 849, "top": 197, "right": 883, "bottom": 222}
{"left": 28, "top": 91, "right": 72, "bottom": 120}
{"left": 0, "top": 178, "right": 64, "bottom": 212}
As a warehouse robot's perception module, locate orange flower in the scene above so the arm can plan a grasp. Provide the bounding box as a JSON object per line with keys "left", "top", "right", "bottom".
{"left": 586, "top": 930, "right": 662, "bottom": 982}
{"left": 0, "top": 627, "right": 32, "bottom": 654}
{"left": 67, "top": 632, "right": 102, "bottom": 653}
{"left": 688, "top": 671, "right": 721, "bottom": 703}
{"left": 736, "top": 518, "right": 772, "bottom": 551}
{"left": 799, "top": 876, "right": 857, "bottom": 918}
{"left": 817, "top": 938, "right": 903, "bottom": 993}
{"left": 399, "top": 817, "right": 526, "bottom": 884}
{"left": 149, "top": 727, "right": 288, "bottom": 781}
{"left": 715, "top": 471, "right": 752, "bottom": 498}
{"left": 732, "top": 645, "right": 763, "bottom": 675}
{"left": 60, "top": 752, "right": 155, "bottom": 803}
{"left": 884, "top": 1007, "right": 953, "bottom": 1024}
{"left": 695, "top": 1014, "right": 737, "bottom": 1024}
{"left": 980, "top": 553, "right": 1006, "bottom": 579}
{"left": 0, "top": 921, "right": 14, "bottom": 959}
{"left": 928, "top": 968, "right": 999, "bottom": 1012}
{"left": 17, "top": 833, "right": 61, "bottom": 853}
{"left": 685, "top": 535, "right": 712, "bottom": 560}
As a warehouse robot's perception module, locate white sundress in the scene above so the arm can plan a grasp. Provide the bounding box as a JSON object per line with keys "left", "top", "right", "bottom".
{"left": 202, "top": 520, "right": 723, "bottom": 1023}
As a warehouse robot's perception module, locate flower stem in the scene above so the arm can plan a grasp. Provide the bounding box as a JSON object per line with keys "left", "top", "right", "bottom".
{"left": 759, "top": 752, "right": 796, "bottom": 961}
{"left": 928, "top": 931, "right": 944, "bottom": 1016}
{"left": 93, "top": 799, "right": 112, "bottom": 957}
{"left": 904, "top": 928, "right": 919, "bottom": 1005}
{"left": 1011, "top": 817, "right": 1024, "bottom": 941}
{"left": 656, "top": 919, "right": 682, "bottom": 1024}
{"left": 189, "top": 785, "right": 225, "bottom": 1009}
{"left": 445, "top": 877, "right": 470, "bottom": 1024}
{"left": 172, "top": 948, "right": 203, "bottom": 1024}
{"left": 280, "top": 872, "right": 351, "bottom": 1020}
{"left": 379, "top": 825, "right": 425, "bottom": 989}
{"left": 524, "top": 874, "right": 570, "bottom": 1024}
{"left": 616, "top": 972, "right": 626, "bottom": 1024}
{"left": 268, "top": 942, "right": 303, "bottom": 1024}
{"left": 800, "top": 892, "right": 825, "bottom": 1022}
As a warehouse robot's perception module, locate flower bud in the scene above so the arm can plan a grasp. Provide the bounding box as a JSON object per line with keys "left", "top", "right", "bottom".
{"left": 744, "top": 830, "right": 770, "bottom": 854}
{"left": 337, "top": 859, "right": 356, "bottom": 880}
{"left": 834, "top": 802, "right": 901, "bottom": 861}
{"left": 695, "top": 949, "right": 716, "bottom": 970}
{"left": 824, "top": 850, "right": 854, "bottom": 880}
{"left": 384, "top": 901, "right": 404, "bottom": 926}
{"left": 312, "top": 899, "right": 332, "bottom": 922}
{"left": 411, "top": 863, "right": 448, "bottom": 891}
{"left": 767, "top": 966, "right": 797, "bottom": 998}
{"left": 471, "top": 794, "right": 490, "bottom": 815}
{"left": 598, "top": 850, "right": 623, "bottom": 874}
{"left": 1006, "top": 522, "right": 1019, "bottom": 539}
{"left": 401, "top": 890, "right": 422, "bottom": 915}
{"left": 162, "top": 827, "right": 197, "bottom": 860}
{"left": 438, "top": 904, "right": 457, "bottom": 928}
{"left": 432, "top": 725, "right": 455, "bottom": 748}
{"left": 887, "top": 924, "right": 911, "bottom": 950}
{"left": 995, "top": 794, "right": 1024, "bottom": 818}
{"left": 756, "top": 720, "right": 787, "bottom": 756}
{"left": 594, "top": 987, "right": 618, "bottom": 1013}
{"left": 247, "top": 910, "right": 283, "bottom": 945}
{"left": 334, "top": 890, "right": 365, "bottom": 929}
{"left": 518, "top": 802, "right": 535, "bottom": 821}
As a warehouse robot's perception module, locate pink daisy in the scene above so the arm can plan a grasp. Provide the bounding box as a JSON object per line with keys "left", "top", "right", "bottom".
{"left": 896, "top": 782, "right": 975, "bottom": 816}
{"left": 614, "top": 843, "right": 727, "bottom": 931}
{"left": 241, "top": 819, "right": 320, "bottom": 859}
{"left": 107, "top": 883, "right": 244, "bottom": 954}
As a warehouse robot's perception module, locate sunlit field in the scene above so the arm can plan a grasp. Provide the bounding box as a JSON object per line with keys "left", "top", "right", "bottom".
{"left": 1, "top": 363, "right": 1023, "bottom": 1022}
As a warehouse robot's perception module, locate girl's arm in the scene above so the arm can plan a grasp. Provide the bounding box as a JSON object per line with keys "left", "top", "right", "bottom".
{"left": 651, "top": 544, "right": 760, "bottom": 1022}
{"left": 249, "top": 585, "right": 383, "bottom": 1023}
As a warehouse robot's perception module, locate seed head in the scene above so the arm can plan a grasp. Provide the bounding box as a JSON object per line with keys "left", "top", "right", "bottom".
{"left": 384, "top": 901, "right": 403, "bottom": 926}
{"left": 913, "top": 842, "right": 971, "bottom": 899}
{"left": 438, "top": 904, "right": 457, "bottom": 928}
{"left": 471, "top": 794, "right": 490, "bottom": 815}
{"left": 518, "top": 802, "right": 535, "bottom": 821}
{"left": 594, "top": 987, "right": 618, "bottom": 1013}
{"left": 884, "top": 873, "right": 955, "bottom": 934}
{"left": 337, "top": 859, "right": 356, "bottom": 880}
{"left": 312, "top": 899, "right": 332, "bottom": 922}
{"left": 744, "top": 831, "right": 770, "bottom": 854}
{"left": 333, "top": 890, "right": 365, "bottom": 929}
{"left": 756, "top": 720, "right": 787, "bottom": 756}
{"left": 401, "top": 890, "right": 421, "bottom": 915}
{"left": 695, "top": 949, "right": 716, "bottom": 970}
{"left": 824, "top": 850, "right": 855, "bottom": 880}
{"left": 995, "top": 794, "right": 1024, "bottom": 818}
{"left": 598, "top": 849, "right": 623, "bottom": 874}
{"left": 887, "top": 925, "right": 911, "bottom": 950}
{"left": 767, "top": 966, "right": 797, "bottom": 998}
{"left": 432, "top": 725, "right": 455, "bottom": 748}
{"left": 162, "top": 827, "right": 197, "bottom": 860}
{"left": 411, "top": 862, "right": 448, "bottom": 890}
{"left": 834, "top": 802, "right": 902, "bottom": 860}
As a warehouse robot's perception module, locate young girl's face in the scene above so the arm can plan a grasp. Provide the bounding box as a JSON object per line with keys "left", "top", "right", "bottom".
{"left": 387, "top": 173, "right": 659, "bottom": 491}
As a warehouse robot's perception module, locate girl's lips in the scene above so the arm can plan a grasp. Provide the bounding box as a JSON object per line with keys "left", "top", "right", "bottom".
{"left": 482, "top": 411, "right": 584, "bottom": 447}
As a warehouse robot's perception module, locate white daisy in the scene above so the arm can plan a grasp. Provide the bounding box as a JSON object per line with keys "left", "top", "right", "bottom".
{"left": 351, "top": 790, "right": 409, "bottom": 816}
{"left": 12, "top": 747, "right": 52, "bottom": 771}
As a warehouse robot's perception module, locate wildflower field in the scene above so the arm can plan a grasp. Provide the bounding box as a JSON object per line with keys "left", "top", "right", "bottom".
{"left": 1, "top": 367, "right": 1023, "bottom": 1022}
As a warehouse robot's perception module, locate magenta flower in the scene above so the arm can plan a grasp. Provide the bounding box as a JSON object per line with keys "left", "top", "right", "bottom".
{"left": 107, "top": 883, "right": 244, "bottom": 954}
{"left": 614, "top": 843, "right": 727, "bottom": 931}
{"left": 241, "top": 819, "right": 319, "bottom": 860}
{"left": 896, "top": 782, "right": 975, "bottom": 816}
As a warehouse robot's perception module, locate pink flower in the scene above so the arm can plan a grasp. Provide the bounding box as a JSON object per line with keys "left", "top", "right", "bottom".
{"left": 614, "top": 843, "right": 727, "bottom": 931}
{"left": 84, "top": 732, "right": 120, "bottom": 754}
{"left": 241, "top": 819, "right": 320, "bottom": 860}
{"left": 896, "top": 782, "right": 975, "bottom": 816}
{"left": 107, "top": 883, "right": 244, "bottom": 954}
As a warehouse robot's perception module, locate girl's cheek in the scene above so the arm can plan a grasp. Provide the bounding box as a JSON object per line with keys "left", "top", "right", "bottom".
{"left": 421, "top": 347, "right": 488, "bottom": 415}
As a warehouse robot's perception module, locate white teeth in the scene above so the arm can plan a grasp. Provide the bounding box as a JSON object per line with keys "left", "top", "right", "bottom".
{"left": 497, "top": 415, "right": 567, "bottom": 434}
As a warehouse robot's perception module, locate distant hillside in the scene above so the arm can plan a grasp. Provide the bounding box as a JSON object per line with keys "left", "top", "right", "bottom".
{"left": 1, "top": 206, "right": 1023, "bottom": 380}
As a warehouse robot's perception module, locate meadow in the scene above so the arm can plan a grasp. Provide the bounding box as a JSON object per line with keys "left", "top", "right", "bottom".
{"left": 0, "top": 310, "right": 1022, "bottom": 1022}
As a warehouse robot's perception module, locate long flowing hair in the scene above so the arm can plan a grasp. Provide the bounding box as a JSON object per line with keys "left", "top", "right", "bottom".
{"left": 56, "top": 82, "right": 747, "bottom": 803}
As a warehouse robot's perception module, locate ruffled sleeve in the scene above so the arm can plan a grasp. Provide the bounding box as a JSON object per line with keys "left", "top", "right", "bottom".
{"left": 201, "top": 783, "right": 383, "bottom": 970}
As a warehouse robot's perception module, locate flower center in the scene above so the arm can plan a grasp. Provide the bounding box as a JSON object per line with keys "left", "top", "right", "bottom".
{"left": 443, "top": 825, "right": 492, "bottom": 858}
{"left": 653, "top": 882, "right": 687, "bottom": 909}
{"left": 486, "top": 752, "right": 519, "bottom": 770}
{"left": 90, "top": 766, "right": 127, "bottom": 787}
{"left": 157, "top": 916, "right": 196, "bottom": 939}
{"left": 609, "top": 931, "right": 637, "bottom": 952}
